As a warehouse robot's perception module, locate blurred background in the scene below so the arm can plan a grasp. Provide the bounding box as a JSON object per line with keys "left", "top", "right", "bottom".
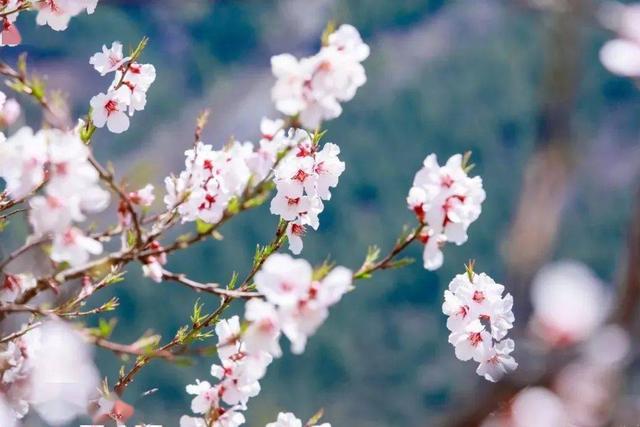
{"left": 3, "top": 0, "right": 640, "bottom": 425}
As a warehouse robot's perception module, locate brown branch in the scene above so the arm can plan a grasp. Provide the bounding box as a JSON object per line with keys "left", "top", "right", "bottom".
{"left": 0, "top": 58, "right": 68, "bottom": 129}
{"left": 113, "top": 220, "right": 288, "bottom": 396}
{"left": 88, "top": 154, "right": 143, "bottom": 248}
{"left": 161, "top": 269, "right": 261, "bottom": 299}
{"left": 353, "top": 223, "right": 425, "bottom": 280}
{"left": 0, "top": 320, "right": 42, "bottom": 344}
{"left": 0, "top": 236, "right": 48, "bottom": 272}
{"left": 90, "top": 336, "right": 175, "bottom": 360}
{"left": 615, "top": 190, "right": 640, "bottom": 328}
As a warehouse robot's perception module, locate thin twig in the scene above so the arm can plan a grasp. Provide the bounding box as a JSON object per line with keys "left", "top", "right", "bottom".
{"left": 161, "top": 269, "right": 261, "bottom": 299}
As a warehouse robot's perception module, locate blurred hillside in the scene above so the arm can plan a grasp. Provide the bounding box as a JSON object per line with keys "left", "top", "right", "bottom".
{"left": 4, "top": 0, "right": 640, "bottom": 426}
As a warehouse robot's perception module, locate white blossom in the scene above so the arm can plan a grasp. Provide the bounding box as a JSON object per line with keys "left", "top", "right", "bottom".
{"left": 0, "top": 127, "right": 47, "bottom": 200}
{"left": 476, "top": 338, "right": 518, "bottom": 382}
{"left": 50, "top": 227, "right": 103, "bottom": 267}
{"left": 254, "top": 253, "right": 352, "bottom": 354}
{"left": 129, "top": 183, "right": 155, "bottom": 207}
{"left": 443, "top": 270, "right": 516, "bottom": 382}
{"left": 244, "top": 298, "right": 282, "bottom": 358}
{"left": 164, "top": 141, "right": 253, "bottom": 224}
{"left": 266, "top": 412, "right": 330, "bottom": 427}
{"left": 0, "top": 321, "right": 100, "bottom": 424}
{"left": 35, "top": 0, "right": 98, "bottom": 31}
{"left": 254, "top": 253, "right": 313, "bottom": 308}
{"left": 89, "top": 41, "right": 129, "bottom": 75}
{"left": 215, "top": 316, "right": 242, "bottom": 362}
{"left": 185, "top": 380, "right": 217, "bottom": 414}
{"left": 0, "top": 97, "right": 20, "bottom": 127}
{"left": 90, "top": 90, "right": 130, "bottom": 133}
{"left": 111, "top": 63, "right": 156, "bottom": 116}
{"left": 0, "top": 11, "right": 21, "bottom": 47}
{"left": 270, "top": 24, "right": 369, "bottom": 129}
{"left": 408, "top": 153, "right": 485, "bottom": 270}
{"left": 270, "top": 130, "right": 343, "bottom": 254}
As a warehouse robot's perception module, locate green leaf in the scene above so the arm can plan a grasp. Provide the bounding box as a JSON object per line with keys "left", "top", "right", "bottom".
{"left": 190, "top": 299, "right": 205, "bottom": 324}
{"left": 321, "top": 20, "right": 336, "bottom": 46}
{"left": 88, "top": 317, "right": 117, "bottom": 339}
{"left": 465, "top": 259, "right": 476, "bottom": 282}
{"left": 196, "top": 219, "right": 214, "bottom": 235}
{"left": 126, "top": 230, "right": 136, "bottom": 248}
{"left": 312, "top": 258, "right": 335, "bottom": 281}
{"left": 306, "top": 408, "right": 325, "bottom": 427}
{"left": 385, "top": 257, "right": 415, "bottom": 271}
{"left": 227, "top": 271, "right": 239, "bottom": 290}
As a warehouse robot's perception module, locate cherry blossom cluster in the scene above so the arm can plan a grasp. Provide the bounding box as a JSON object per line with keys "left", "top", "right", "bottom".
{"left": 0, "top": 321, "right": 99, "bottom": 424}
{"left": 89, "top": 41, "right": 156, "bottom": 133}
{"left": 249, "top": 253, "right": 352, "bottom": 355}
{"left": 164, "top": 139, "right": 255, "bottom": 225}
{"left": 407, "top": 154, "right": 485, "bottom": 270}
{"left": 0, "top": 0, "right": 98, "bottom": 46}
{"left": 599, "top": 2, "right": 640, "bottom": 78}
{"left": 442, "top": 269, "right": 517, "bottom": 382}
{"left": 271, "top": 24, "right": 369, "bottom": 129}
{"left": 0, "top": 126, "right": 110, "bottom": 267}
{"left": 163, "top": 121, "right": 322, "bottom": 237}
{"left": 180, "top": 316, "right": 270, "bottom": 427}
{"left": 266, "top": 412, "right": 330, "bottom": 427}
{"left": 180, "top": 254, "right": 351, "bottom": 427}
{"left": 270, "top": 130, "right": 345, "bottom": 254}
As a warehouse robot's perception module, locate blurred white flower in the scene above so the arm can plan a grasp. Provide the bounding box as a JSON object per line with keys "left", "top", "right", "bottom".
{"left": 0, "top": 98, "right": 21, "bottom": 127}
{"left": 0, "top": 127, "right": 47, "bottom": 200}
{"left": 599, "top": 3, "right": 640, "bottom": 77}
{"left": 510, "top": 387, "right": 569, "bottom": 427}
{"left": 530, "top": 261, "right": 609, "bottom": 346}
{"left": 24, "top": 321, "right": 100, "bottom": 425}
{"left": 50, "top": 227, "right": 103, "bottom": 267}
{"left": 35, "top": 0, "right": 98, "bottom": 31}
